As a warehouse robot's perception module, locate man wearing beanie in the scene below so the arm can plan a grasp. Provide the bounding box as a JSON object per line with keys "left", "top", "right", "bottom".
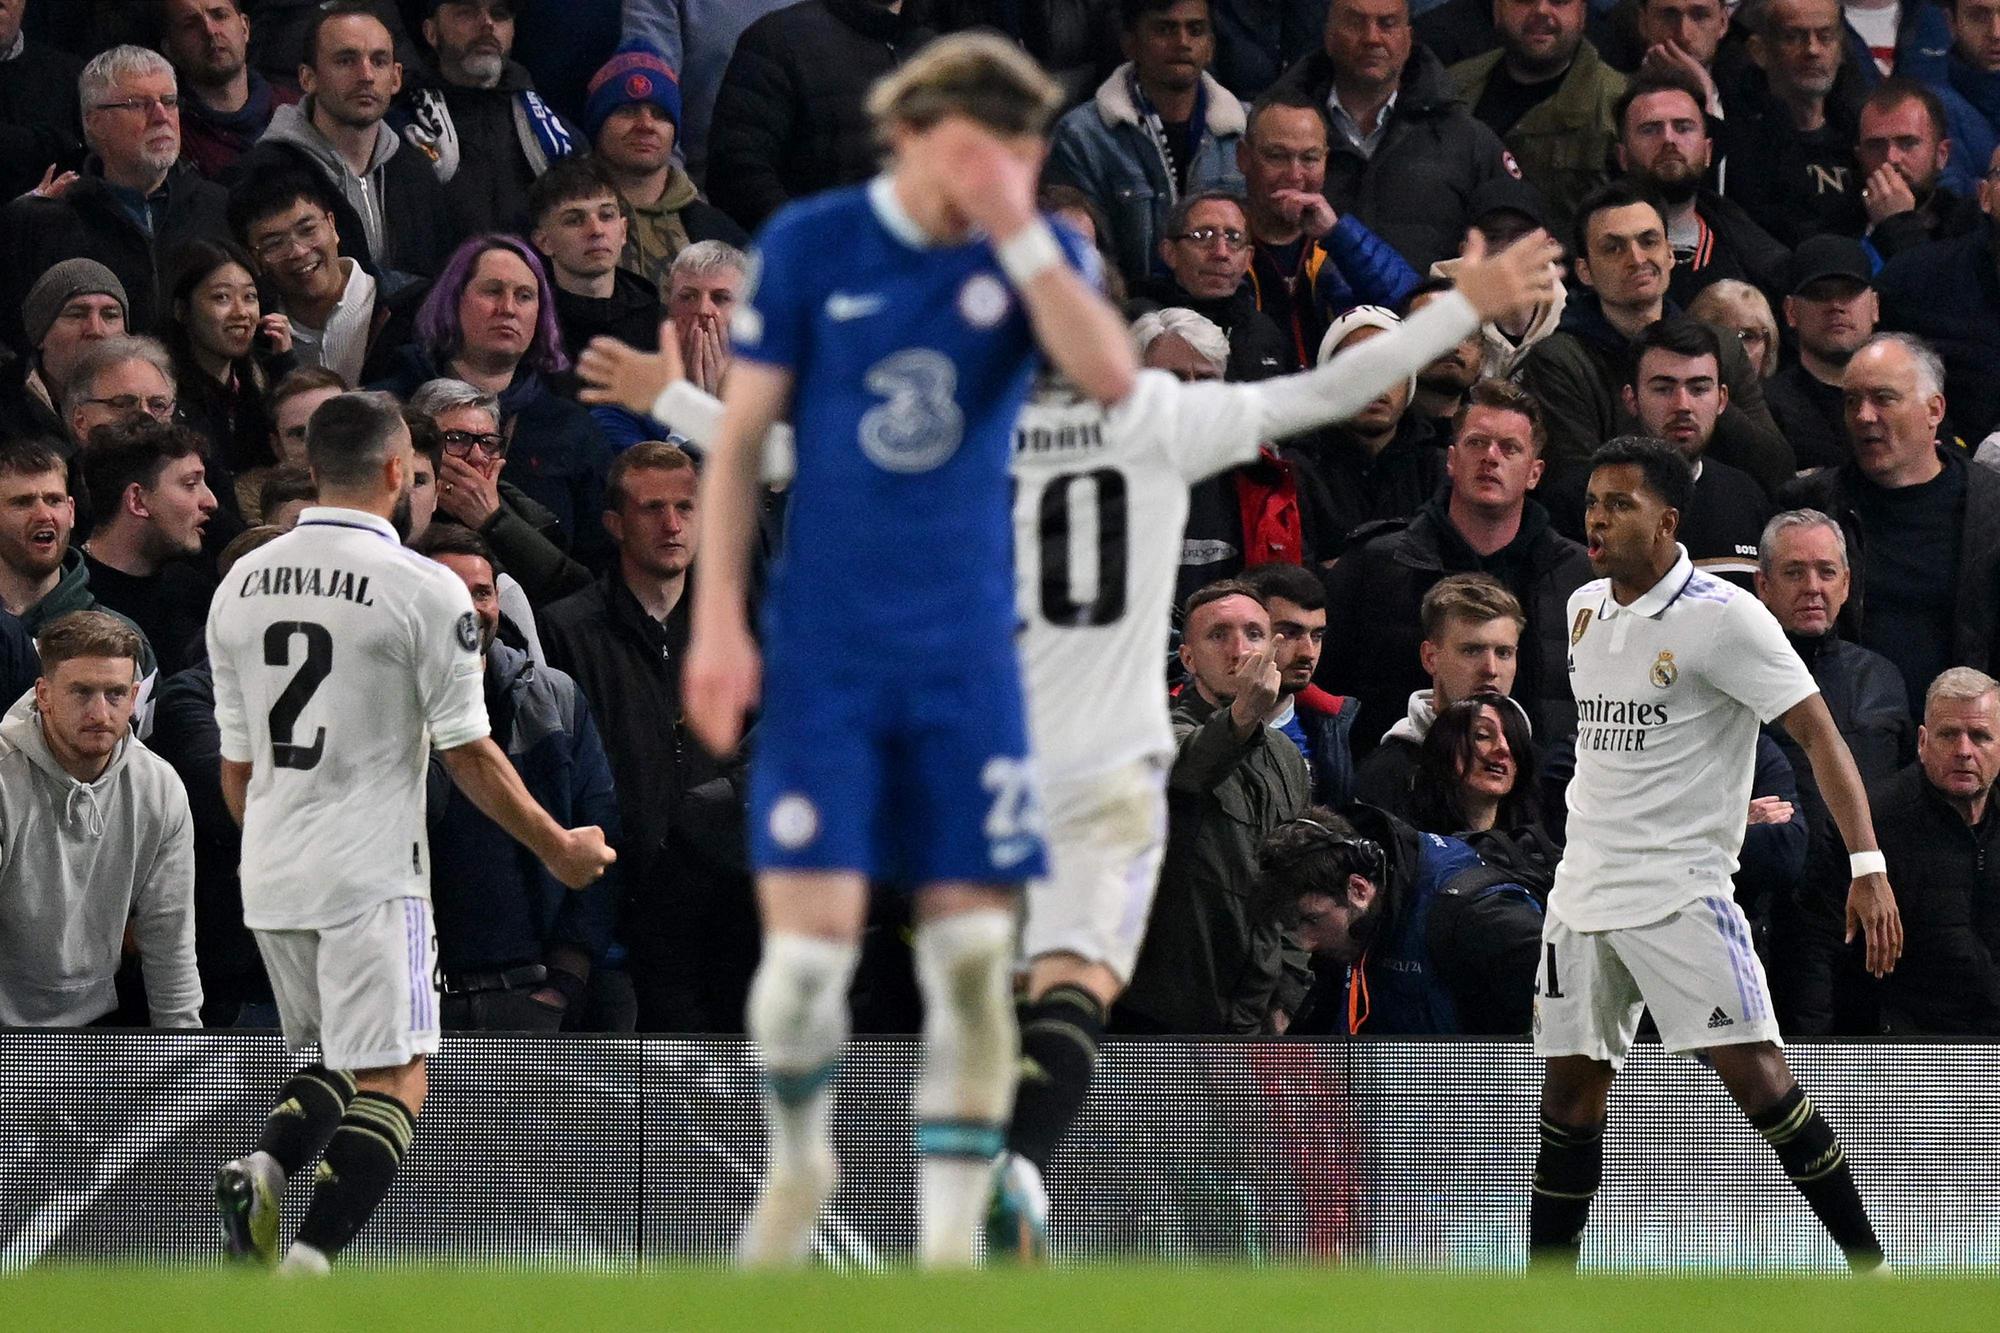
{"left": 1, "top": 261, "right": 129, "bottom": 443}
{"left": 584, "top": 39, "right": 744, "bottom": 305}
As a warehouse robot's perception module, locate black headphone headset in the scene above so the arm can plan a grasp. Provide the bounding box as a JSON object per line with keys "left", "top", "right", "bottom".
{"left": 1271, "top": 816, "right": 1387, "bottom": 889}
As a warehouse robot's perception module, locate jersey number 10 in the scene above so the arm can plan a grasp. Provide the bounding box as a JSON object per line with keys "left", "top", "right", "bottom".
{"left": 265, "top": 620, "right": 333, "bottom": 771}
{"left": 1034, "top": 468, "right": 1128, "bottom": 628}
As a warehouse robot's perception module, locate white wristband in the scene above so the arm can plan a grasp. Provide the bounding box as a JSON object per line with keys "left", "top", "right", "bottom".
{"left": 995, "top": 220, "right": 1063, "bottom": 288}
{"left": 1849, "top": 850, "right": 1887, "bottom": 879}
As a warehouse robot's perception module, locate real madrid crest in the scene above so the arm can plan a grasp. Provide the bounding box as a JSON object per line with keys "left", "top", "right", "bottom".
{"left": 1650, "top": 650, "right": 1678, "bottom": 689}
{"left": 1570, "top": 608, "right": 1592, "bottom": 646}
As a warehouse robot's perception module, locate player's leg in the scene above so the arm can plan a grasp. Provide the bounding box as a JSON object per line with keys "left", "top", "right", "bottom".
{"left": 283, "top": 1056, "right": 427, "bottom": 1274}
{"left": 737, "top": 869, "right": 867, "bottom": 1269}
{"left": 1529, "top": 917, "right": 1644, "bottom": 1269}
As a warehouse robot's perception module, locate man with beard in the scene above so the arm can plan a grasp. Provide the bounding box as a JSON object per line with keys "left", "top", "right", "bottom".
{"left": 1720, "top": 0, "right": 1865, "bottom": 248}
{"left": 1255, "top": 805, "right": 1545, "bottom": 1034}
{"left": 1613, "top": 70, "right": 1790, "bottom": 309}
{"left": 1855, "top": 79, "right": 1979, "bottom": 262}
{"left": 160, "top": 0, "right": 298, "bottom": 179}
{"left": 1402, "top": 279, "right": 1486, "bottom": 431}
{"left": 1767, "top": 235, "right": 1879, "bottom": 470}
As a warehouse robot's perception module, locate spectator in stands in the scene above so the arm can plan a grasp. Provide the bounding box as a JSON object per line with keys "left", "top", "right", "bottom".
{"left": 1350, "top": 573, "right": 1526, "bottom": 815}
{"left": 61, "top": 335, "right": 178, "bottom": 458}
{"left": 0, "top": 0, "right": 84, "bottom": 202}
{"left": 1241, "top": 561, "right": 1358, "bottom": 807}
{"left": 1783, "top": 333, "right": 2000, "bottom": 717}
{"left": 1720, "top": 0, "right": 1863, "bottom": 247}
{"left": 1907, "top": 0, "right": 2000, "bottom": 191}
{"left": 1402, "top": 280, "right": 1486, "bottom": 432}
{"left": 1853, "top": 667, "right": 2000, "bottom": 1033}
{"left": 1872, "top": 142, "right": 2000, "bottom": 441}
{"left": 0, "top": 610, "right": 196, "bottom": 1028}
{"left": 582, "top": 41, "right": 744, "bottom": 308}
{"left": 1427, "top": 177, "right": 1571, "bottom": 377}
{"left": 416, "top": 524, "right": 617, "bottom": 1032}
{"left": 1614, "top": 71, "right": 1790, "bottom": 308}
{"left": 1855, "top": 78, "right": 1976, "bottom": 262}
{"left": 1234, "top": 87, "right": 1421, "bottom": 370}
{"left": 1626, "top": 0, "right": 1731, "bottom": 112}
{"left": 1449, "top": 0, "right": 1626, "bottom": 245}
{"left": 1766, "top": 236, "right": 1878, "bottom": 470}
{"left": 541, "top": 442, "right": 751, "bottom": 1033}
{"left": 1045, "top": 0, "right": 1247, "bottom": 284}
{"left": 233, "top": 3, "right": 452, "bottom": 291}
{"left": 1255, "top": 803, "right": 1544, "bottom": 1034}
{"left": 161, "top": 0, "right": 298, "bottom": 180}
{"left": 406, "top": 0, "right": 580, "bottom": 239}
{"left": 237, "top": 366, "right": 343, "bottom": 520}
{"left": 1688, "top": 280, "right": 1779, "bottom": 379}
{"left": 1519, "top": 181, "right": 1793, "bottom": 520}
{"left": 707, "top": 0, "right": 934, "bottom": 232}
{"left": 1139, "top": 190, "right": 1292, "bottom": 379}
{"left": 255, "top": 466, "right": 314, "bottom": 530}
{"left": 1269, "top": 0, "right": 1518, "bottom": 268}
{"left": 618, "top": 0, "right": 794, "bottom": 182}
{"left": 375, "top": 235, "right": 614, "bottom": 567}
{"left": 228, "top": 168, "right": 419, "bottom": 388}
{"left": 1323, "top": 381, "right": 1588, "bottom": 754}
{"left": 1407, "top": 691, "right": 1544, "bottom": 836}
{"left": 1621, "top": 317, "right": 1770, "bottom": 578}
{"left": 0, "top": 261, "right": 127, "bottom": 446}
{"left": 150, "top": 523, "right": 281, "bottom": 1026}
{"left": 1120, "top": 580, "right": 1309, "bottom": 1035}
{"left": 664, "top": 241, "right": 745, "bottom": 400}
{"left": 529, "top": 156, "right": 663, "bottom": 366}
{"left": 404, "top": 377, "right": 592, "bottom": 607}
{"left": 0, "top": 45, "right": 229, "bottom": 349}
{"left": 241, "top": 0, "right": 424, "bottom": 95}
{"left": 75, "top": 419, "right": 217, "bottom": 677}
{"left": 158, "top": 238, "right": 290, "bottom": 487}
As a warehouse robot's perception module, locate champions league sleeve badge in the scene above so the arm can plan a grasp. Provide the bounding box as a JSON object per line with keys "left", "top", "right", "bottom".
{"left": 456, "top": 612, "right": 480, "bottom": 653}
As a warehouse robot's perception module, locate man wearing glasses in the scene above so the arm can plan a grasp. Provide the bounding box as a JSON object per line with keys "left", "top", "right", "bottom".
{"left": 1137, "top": 188, "right": 1292, "bottom": 381}
{"left": 0, "top": 45, "right": 228, "bottom": 350}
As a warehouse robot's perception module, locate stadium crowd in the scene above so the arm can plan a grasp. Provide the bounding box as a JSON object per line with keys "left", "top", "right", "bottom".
{"left": 1, "top": 0, "right": 1997, "bottom": 1042}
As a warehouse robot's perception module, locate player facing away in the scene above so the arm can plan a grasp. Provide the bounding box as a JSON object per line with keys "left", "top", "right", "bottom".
{"left": 577, "top": 221, "right": 1566, "bottom": 1261}
{"left": 207, "top": 392, "right": 614, "bottom": 1273}
{"left": 1532, "top": 436, "right": 1902, "bottom": 1272}
{"left": 683, "top": 35, "right": 1138, "bottom": 1269}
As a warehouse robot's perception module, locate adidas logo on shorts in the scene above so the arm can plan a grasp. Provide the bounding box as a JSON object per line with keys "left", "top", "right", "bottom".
{"left": 1706, "top": 1007, "right": 1734, "bottom": 1029}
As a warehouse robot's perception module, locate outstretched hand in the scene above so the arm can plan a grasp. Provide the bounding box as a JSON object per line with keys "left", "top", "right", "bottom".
{"left": 1846, "top": 872, "right": 1902, "bottom": 978}
{"left": 577, "top": 322, "right": 686, "bottom": 415}
{"left": 1451, "top": 227, "right": 1564, "bottom": 325}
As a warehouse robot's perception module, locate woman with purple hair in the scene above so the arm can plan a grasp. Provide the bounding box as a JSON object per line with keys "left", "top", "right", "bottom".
{"left": 371, "top": 234, "right": 614, "bottom": 567}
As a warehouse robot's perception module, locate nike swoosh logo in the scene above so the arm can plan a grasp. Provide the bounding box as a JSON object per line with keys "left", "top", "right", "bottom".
{"left": 991, "top": 837, "right": 1037, "bottom": 870}
{"left": 826, "top": 292, "right": 885, "bottom": 321}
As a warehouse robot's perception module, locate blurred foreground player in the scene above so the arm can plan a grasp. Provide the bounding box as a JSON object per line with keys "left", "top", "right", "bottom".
{"left": 1532, "top": 437, "right": 1899, "bottom": 1272}
{"left": 207, "top": 391, "right": 612, "bottom": 1273}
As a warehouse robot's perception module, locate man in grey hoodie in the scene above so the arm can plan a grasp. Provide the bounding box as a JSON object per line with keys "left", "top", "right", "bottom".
{"left": 0, "top": 609, "right": 199, "bottom": 1027}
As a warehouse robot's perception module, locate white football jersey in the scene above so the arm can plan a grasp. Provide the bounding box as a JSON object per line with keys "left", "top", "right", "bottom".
{"left": 207, "top": 508, "right": 490, "bottom": 931}
{"left": 1553, "top": 545, "right": 1818, "bottom": 931}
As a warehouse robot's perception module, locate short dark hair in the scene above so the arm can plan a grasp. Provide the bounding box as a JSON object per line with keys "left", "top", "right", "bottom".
{"left": 604, "top": 440, "right": 696, "bottom": 514}
{"left": 1571, "top": 178, "right": 1667, "bottom": 262}
{"left": 1164, "top": 189, "right": 1248, "bottom": 241}
{"left": 1614, "top": 69, "right": 1712, "bottom": 144}
{"left": 1591, "top": 434, "right": 1695, "bottom": 515}
{"left": 1244, "top": 85, "right": 1331, "bottom": 144}
{"left": 303, "top": 0, "right": 391, "bottom": 69}
{"left": 1398, "top": 277, "right": 1459, "bottom": 315}
{"left": 36, "top": 609, "right": 141, "bottom": 675}
{"left": 412, "top": 523, "right": 498, "bottom": 572}
{"left": 1241, "top": 562, "right": 1326, "bottom": 612}
{"left": 0, "top": 437, "right": 68, "bottom": 484}
{"left": 78, "top": 419, "right": 208, "bottom": 523}
{"left": 1182, "top": 577, "right": 1264, "bottom": 627}
{"left": 1453, "top": 378, "right": 1547, "bottom": 456}
{"left": 1861, "top": 76, "right": 1948, "bottom": 143}
{"left": 1253, "top": 807, "right": 1389, "bottom": 925}
{"left": 1627, "top": 316, "right": 1722, "bottom": 387}
{"left": 526, "top": 154, "right": 621, "bottom": 230}
{"left": 1408, "top": 693, "right": 1540, "bottom": 835}
{"left": 1119, "top": 0, "right": 1207, "bottom": 30}
{"left": 227, "top": 167, "right": 345, "bottom": 249}
{"left": 306, "top": 390, "right": 404, "bottom": 491}
{"left": 258, "top": 466, "right": 317, "bottom": 518}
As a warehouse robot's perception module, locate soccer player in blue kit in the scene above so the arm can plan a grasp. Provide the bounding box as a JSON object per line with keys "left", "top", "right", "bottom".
{"left": 682, "top": 35, "right": 1139, "bottom": 1268}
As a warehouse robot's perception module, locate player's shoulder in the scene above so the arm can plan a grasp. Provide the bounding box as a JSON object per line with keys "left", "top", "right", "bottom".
{"left": 758, "top": 183, "right": 875, "bottom": 245}
{"left": 1674, "top": 567, "right": 1743, "bottom": 612}
{"left": 1568, "top": 578, "right": 1609, "bottom": 618}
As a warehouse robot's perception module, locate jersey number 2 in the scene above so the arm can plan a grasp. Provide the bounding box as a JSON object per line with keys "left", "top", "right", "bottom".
{"left": 265, "top": 621, "right": 332, "bottom": 771}
{"left": 1037, "top": 468, "right": 1128, "bottom": 628}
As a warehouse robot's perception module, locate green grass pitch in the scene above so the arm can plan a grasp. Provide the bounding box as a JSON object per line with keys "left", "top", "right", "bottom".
{"left": 14, "top": 1266, "right": 2000, "bottom": 1331}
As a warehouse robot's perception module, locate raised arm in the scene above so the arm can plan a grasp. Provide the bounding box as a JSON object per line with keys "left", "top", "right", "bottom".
{"left": 1776, "top": 692, "right": 1902, "bottom": 977}
{"left": 438, "top": 737, "right": 614, "bottom": 889}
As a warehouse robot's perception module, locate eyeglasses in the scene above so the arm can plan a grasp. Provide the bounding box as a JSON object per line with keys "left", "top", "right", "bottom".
{"left": 91, "top": 95, "right": 180, "bottom": 116}
{"left": 252, "top": 215, "right": 330, "bottom": 262}
{"left": 81, "top": 394, "right": 176, "bottom": 419}
{"left": 1173, "top": 226, "right": 1251, "bottom": 251}
{"left": 441, "top": 430, "right": 506, "bottom": 459}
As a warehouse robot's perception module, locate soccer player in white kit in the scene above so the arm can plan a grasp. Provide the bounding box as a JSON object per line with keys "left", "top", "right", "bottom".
{"left": 1531, "top": 436, "right": 1902, "bottom": 1272}
{"left": 206, "top": 392, "right": 614, "bottom": 1273}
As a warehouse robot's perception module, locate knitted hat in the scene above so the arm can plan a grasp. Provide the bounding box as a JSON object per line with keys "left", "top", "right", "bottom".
{"left": 583, "top": 40, "right": 683, "bottom": 144}
{"left": 22, "top": 259, "right": 128, "bottom": 350}
{"left": 1318, "top": 304, "right": 1417, "bottom": 400}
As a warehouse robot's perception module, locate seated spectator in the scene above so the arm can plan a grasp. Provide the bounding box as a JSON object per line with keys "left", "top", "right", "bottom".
{"left": 1241, "top": 561, "right": 1357, "bottom": 807}
{"left": 1767, "top": 235, "right": 1878, "bottom": 470}
{"left": 1619, "top": 0, "right": 1732, "bottom": 112}
{"left": 159, "top": 239, "right": 293, "bottom": 487}
{"left": 706, "top": 0, "right": 934, "bottom": 231}
{"left": 1402, "top": 279, "right": 1486, "bottom": 434}
{"left": 1428, "top": 177, "right": 1572, "bottom": 377}
{"left": 0, "top": 0, "right": 83, "bottom": 203}
{"left": 1408, "top": 690, "right": 1544, "bottom": 838}
{"left": 75, "top": 419, "right": 218, "bottom": 677}
{"left": 529, "top": 155, "right": 663, "bottom": 367}
{"left": 415, "top": 525, "right": 617, "bottom": 1032}
{"left": 582, "top": 40, "right": 746, "bottom": 306}
{"left": 403, "top": 409, "right": 542, "bottom": 664}
{"left": 663, "top": 241, "right": 745, "bottom": 401}
{"left": 0, "top": 610, "right": 197, "bottom": 1028}
{"left": 1905, "top": 0, "right": 2000, "bottom": 198}
{"left": 1235, "top": 87, "right": 1421, "bottom": 370}
{"left": 1255, "top": 803, "right": 1544, "bottom": 1035}
{"left": 405, "top": 377, "right": 593, "bottom": 607}
{"left": 1621, "top": 317, "right": 1771, "bottom": 580}
{"left": 228, "top": 168, "right": 420, "bottom": 388}
{"left": 374, "top": 235, "right": 614, "bottom": 567}
{"left": 1720, "top": 0, "right": 1864, "bottom": 247}
{"left": 161, "top": 0, "right": 298, "bottom": 180}
{"left": 1322, "top": 379, "right": 1589, "bottom": 750}
{"left": 1045, "top": 0, "right": 1248, "bottom": 284}
{"left": 256, "top": 466, "right": 315, "bottom": 530}
{"left": 235, "top": 366, "right": 343, "bottom": 520}
{"left": 1871, "top": 144, "right": 2000, "bottom": 441}
{"left": 1781, "top": 333, "right": 2000, "bottom": 717}
{"left": 0, "top": 261, "right": 127, "bottom": 445}
{"left": 1119, "top": 580, "right": 1309, "bottom": 1034}
{"left": 541, "top": 441, "right": 750, "bottom": 1033}
{"left": 241, "top": 0, "right": 424, "bottom": 96}
{"left": 1449, "top": 0, "right": 1626, "bottom": 246}
{"left": 0, "top": 45, "right": 229, "bottom": 348}
{"left": 1614, "top": 70, "right": 1791, "bottom": 308}
{"left": 1855, "top": 77, "right": 1979, "bottom": 262}
{"left": 1135, "top": 189, "right": 1292, "bottom": 380}
{"left": 1687, "top": 280, "right": 1779, "bottom": 379}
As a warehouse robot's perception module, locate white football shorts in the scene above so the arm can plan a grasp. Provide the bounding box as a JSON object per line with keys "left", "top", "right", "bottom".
{"left": 254, "top": 896, "right": 441, "bottom": 1070}
{"left": 1020, "top": 756, "right": 1168, "bottom": 984}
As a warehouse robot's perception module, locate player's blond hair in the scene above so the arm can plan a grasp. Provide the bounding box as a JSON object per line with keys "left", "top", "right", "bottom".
{"left": 866, "top": 32, "right": 1063, "bottom": 139}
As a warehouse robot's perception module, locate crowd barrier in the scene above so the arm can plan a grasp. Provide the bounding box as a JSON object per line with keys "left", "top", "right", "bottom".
{"left": 3, "top": 1034, "right": 1994, "bottom": 1272}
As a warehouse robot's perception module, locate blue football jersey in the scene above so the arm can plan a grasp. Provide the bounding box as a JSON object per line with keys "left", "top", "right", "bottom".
{"left": 733, "top": 176, "right": 1091, "bottom": 661}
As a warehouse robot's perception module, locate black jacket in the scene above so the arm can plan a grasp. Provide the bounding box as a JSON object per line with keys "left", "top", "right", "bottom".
{"left": 1284, "top": 414, "right": 1447, "bottom": 561}
{"left": 427, "top": 61, "right": 575, "bottom": 239}
{"left": 708, "top": 0, "right": 935, "bottom": 231}
{"left": 551, "top": 268, "right": 664, "bottom": 368}
{"left": 0, "top": 37, "right": 83, "bottom": 201}
{"left": 1269, "top": 42, "right": 1514, "bottom": 270}
{"left": 0, "top": 362, "right": 63, "bottom": 444}
{"left": 1873, "top": 225, "right": 2000, "bottom": 440}
{"left": 1765, "top": 361, "right": 1847, "bottom": 472}
{"left": 1664, "top": 188, "right": 1792, "bottom": 312}
{"left": 0, "top": 161, "right": 230, "bottom": 351}
{"left": 1319, "top": 493, "right": 1591, "bottom": 752}
{"left": 1130, "top": 276, "right": 1292, "bottom": 380}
